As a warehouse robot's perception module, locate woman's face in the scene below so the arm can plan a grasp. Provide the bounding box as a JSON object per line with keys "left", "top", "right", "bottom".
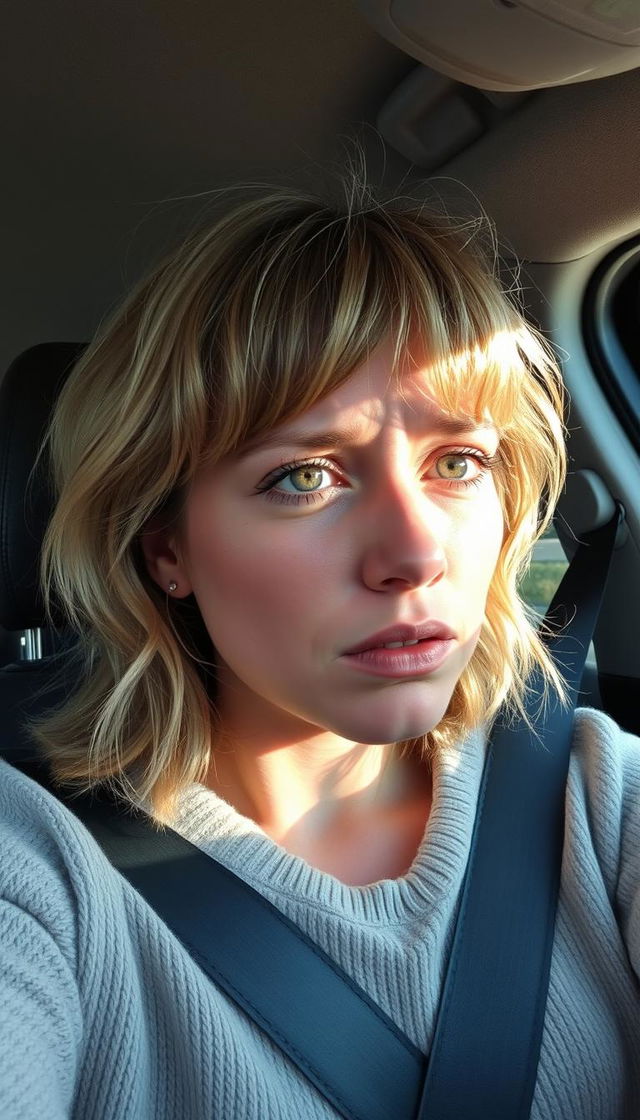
{"left": 159, "top": 340, "right": 504, "bottom": 749}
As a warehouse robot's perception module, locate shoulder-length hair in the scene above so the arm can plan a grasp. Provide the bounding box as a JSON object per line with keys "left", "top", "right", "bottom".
{"left": 33, "top": 168, "right": 570, "bottom": 822}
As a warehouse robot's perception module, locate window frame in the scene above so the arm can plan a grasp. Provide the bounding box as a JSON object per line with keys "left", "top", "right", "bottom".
{"left": 582, "top": 235, "right": 640, "bottom": 450}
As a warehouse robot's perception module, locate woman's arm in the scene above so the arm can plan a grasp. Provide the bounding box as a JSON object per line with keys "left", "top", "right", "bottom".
{"left": 0, "top": 761, "right": 84, "bottom": 1119}
{"left": 617, "top": 728, "right": 640, "bottom": 986}
{"left": 0, "top": 900, "right": 82, "bottom": 1119}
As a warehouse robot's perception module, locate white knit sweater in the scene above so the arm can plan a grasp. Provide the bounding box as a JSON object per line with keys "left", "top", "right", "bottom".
{"left": 0, "top": 706, "right": 639, "bottom": 1119}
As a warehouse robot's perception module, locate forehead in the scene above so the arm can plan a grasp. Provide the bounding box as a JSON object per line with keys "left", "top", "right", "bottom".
{"left": 240, "top": 340, "right": 497, "bottom": 460}
{"left": 308, "top": 345, "right": 455, "bottom": 424}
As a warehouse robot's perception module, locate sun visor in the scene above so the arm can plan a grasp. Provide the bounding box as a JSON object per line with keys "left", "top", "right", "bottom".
{"left": 356, "top": 0, "right": 640, "bottom": 91}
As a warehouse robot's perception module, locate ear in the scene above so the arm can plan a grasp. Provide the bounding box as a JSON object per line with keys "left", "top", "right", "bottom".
{"left": 139, "top": 523, "right": 193, "bottom": 599}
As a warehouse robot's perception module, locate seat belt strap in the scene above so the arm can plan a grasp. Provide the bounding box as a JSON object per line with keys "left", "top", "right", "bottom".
{"left": 68, "top": 502, "right": 623, "bottom": 1120}
{"left": 73, "top": 789, "right": 426, "bottom": 1120}
{"left": 417, "top": 501, "right": 624, "bottom": 1119}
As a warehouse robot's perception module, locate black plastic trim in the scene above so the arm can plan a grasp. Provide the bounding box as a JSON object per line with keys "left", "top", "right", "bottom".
{"left": 582, "top": 235, "right": 640, "bottom": 451}
{"left": 598, "top": 672, "right": 640, "bottom": 738}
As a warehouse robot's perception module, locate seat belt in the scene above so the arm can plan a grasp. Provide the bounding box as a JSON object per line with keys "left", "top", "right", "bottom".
{"left": 68, "top": 501, "right": 623, "bottom": 1120}
{"left": 417, "top": 499, "right": 624, "bottom": 1119}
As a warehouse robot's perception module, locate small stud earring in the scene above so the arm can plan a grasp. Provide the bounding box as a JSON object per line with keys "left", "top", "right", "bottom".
{"left": 168, "top": 581, "right": 178, "bottom": 593}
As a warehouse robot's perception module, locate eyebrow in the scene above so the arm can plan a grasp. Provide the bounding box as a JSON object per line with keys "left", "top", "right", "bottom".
{"left": 239, "top": 417, "right": 494, "bottom": 457}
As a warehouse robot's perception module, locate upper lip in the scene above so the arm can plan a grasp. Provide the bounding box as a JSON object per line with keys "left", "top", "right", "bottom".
{"left": 343, "top": 621, "right": 456, "bottom": 655}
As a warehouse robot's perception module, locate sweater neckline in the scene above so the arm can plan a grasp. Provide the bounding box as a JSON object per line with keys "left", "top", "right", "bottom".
{"left": 171, "top": 722, "right": 490, "bottom": 926}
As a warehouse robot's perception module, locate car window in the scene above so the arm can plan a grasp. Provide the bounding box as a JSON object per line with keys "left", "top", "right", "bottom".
{"left": 519, "top": 524, "right": 597, "bottom": 667}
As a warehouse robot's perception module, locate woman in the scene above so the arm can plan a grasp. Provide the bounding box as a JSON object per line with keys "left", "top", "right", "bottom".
{"left": 1, "top": 171, "right": 639, "bottom": 1118}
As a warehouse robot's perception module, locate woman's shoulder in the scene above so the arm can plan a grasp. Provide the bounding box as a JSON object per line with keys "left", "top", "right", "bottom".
{"left": 0, "top": 757, "right": 117, "bottom": 955}
{"left": 569, "top": 706, "right": 640, "bottom": 893}
{"left": 571, "top": 704, "right": 640, "bottom": 803}
{"left": 0, "top": 754, "right": 104, "bottom": 857}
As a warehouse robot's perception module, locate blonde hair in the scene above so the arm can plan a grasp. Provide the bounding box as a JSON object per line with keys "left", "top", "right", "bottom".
{"left": 33, "top": 167, "right": 570, "bottom": 822}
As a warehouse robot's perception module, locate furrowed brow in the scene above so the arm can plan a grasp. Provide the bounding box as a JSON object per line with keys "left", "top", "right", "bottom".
{"left": 239, "top": 417, "right": 492, "bottom": 458}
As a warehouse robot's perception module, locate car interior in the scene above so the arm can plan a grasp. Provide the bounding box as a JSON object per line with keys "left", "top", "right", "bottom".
{"left": 1, "top": 0, "right": 639, "bottom": 788}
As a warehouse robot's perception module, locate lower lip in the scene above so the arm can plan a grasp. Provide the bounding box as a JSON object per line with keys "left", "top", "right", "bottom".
{"left": 342, "top": 638, "right": 455, "bottom": 678}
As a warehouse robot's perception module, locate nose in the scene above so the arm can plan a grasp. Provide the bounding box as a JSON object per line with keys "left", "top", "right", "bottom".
{"left": 359, "top": 473, "right": 447, "bottom": 591}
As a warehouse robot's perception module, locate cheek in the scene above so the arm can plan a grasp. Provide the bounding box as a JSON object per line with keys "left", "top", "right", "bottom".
{"left": 184, "top": 516, "right": 318, "bottom": 650}
{"left": 483, "top": 494, "right": 505, "bottom": 583}
{"left": 456, "top": 490, "right": 504, "bottom": 594}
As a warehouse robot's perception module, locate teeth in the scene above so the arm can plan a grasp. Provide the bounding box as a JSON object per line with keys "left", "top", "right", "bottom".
{"left": 380, "top": 639, "right": 421, "bottom": 649}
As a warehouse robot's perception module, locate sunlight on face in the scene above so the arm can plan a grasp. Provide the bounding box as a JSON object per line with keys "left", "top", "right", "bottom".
{"left": 178, "top": 339, "right": 504, "bottom": 751}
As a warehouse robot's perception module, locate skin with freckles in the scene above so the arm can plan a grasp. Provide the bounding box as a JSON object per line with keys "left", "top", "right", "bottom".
{"left": 142, "top": 340, "right": 504, "bottom": 882}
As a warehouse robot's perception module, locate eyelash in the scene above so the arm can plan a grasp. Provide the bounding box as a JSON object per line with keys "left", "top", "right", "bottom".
{"left": 256, "top": 448, "right": 503, "bottom": 507}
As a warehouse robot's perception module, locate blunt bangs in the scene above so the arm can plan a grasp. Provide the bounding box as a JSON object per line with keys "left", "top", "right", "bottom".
{"left": 199, "top": 202, "right": 553, "bottom": 481}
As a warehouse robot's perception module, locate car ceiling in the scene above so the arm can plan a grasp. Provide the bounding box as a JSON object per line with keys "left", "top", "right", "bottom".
{"left": 2, "top": 0, "right": 640, "bottom": 371}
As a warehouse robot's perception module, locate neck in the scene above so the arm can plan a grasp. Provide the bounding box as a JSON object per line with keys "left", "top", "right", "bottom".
{"left": 203, "top": 667, "right": 433, "bottom": 879}
{"left": 204, "top": 728, "right": 433, "bottom": 879}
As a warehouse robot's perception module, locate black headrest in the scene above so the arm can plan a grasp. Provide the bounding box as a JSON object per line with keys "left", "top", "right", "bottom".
{"left": 0, "top": 343, "right": 85, "bottom": 630}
